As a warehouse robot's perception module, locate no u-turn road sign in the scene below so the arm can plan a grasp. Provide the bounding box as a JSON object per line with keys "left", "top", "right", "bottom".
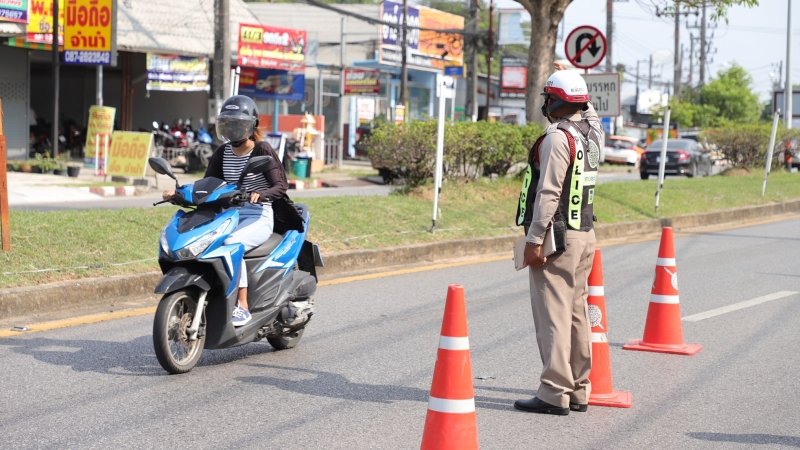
{"left": 565, "top": 25, "right": 607, "bottom": 70}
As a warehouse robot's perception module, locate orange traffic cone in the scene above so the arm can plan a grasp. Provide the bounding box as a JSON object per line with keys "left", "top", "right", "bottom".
{"left": 421, "top": 285, "right": 478, "bottom": 450}
{"left": 586, "top": 249, "right": 632, "bottom": 408}
{"left": 623, "top": 227, "right": 702, "bottom": 355}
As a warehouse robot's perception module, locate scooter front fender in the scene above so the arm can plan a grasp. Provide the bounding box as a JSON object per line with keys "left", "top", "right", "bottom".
{"left": 154, "top": 266, "right": 212, "bottom": 295}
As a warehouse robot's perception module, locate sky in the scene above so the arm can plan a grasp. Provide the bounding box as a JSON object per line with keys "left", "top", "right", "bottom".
{"left": 495, "top": 0, "right": 798, "bottom": 101}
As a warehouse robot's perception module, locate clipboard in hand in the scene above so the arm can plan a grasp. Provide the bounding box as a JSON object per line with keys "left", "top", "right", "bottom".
{"left": 513, "top": 228, "right": 557, "bottom": 271}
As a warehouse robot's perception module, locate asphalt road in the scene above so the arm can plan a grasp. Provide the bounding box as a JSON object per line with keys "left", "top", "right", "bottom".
{"left": 2, "top": 218, "right": 798, "bottom": 449}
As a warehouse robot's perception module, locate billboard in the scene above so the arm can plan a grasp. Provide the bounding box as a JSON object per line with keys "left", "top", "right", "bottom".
{"left": 108, "top": 131, "right": 152, "bottom": 177}
{"left": 343, "top": 68, "right": 381, "bottom": 95}
{"left": 63, "top": 0, "right": 114, "bottom": 65}
{"left": 237, "top": 23, "right": 306, "bottom": 71}
{"left": 379, "top": 1, "right": 463, "bottom": 70}
{"left": 0, "top": 0, "right": 27, "bottom": 23}
{"left": 500, "top": 57, "right": 526, "bottom": 98}
{"left": 238, "top": 67, "right": 305, "bottom": 102}
{"left": 26, "top": 0, "right": 63, "bottom": 45}
{"left": 146, "top": 53, "right": 210, "bottom": 92}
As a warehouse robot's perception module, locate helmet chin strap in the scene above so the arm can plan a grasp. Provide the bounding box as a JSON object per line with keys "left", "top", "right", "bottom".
{"left": 541, "top": 97, "right": 567, "bottom": 123}
{"left": 229, "top": 138, "right": 248, "bottom": 148}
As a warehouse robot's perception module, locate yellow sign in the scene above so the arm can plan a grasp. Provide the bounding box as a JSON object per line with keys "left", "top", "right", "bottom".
{"left": 64, "top": 0, "right": 111, "bottom": 51}
{"left": 108, "top": 131, "right": 152, "bottom": 177}
{"left": 26, "top": 0, "right": 64, "bottom": 45}
{"left": 84, "top": 105, "right": 115, "bottom": 158}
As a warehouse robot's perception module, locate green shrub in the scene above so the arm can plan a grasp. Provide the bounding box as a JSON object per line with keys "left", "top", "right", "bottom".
{"left": 704, "top": 124, "right": 800, "bottom": 169}
{"left": 364, "top": 120, "right": 543, "bottom": 186}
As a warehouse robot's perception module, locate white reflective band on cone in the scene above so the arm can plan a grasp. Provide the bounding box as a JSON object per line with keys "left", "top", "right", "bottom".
{"left": 588, "top": 286, "right": 604, "bottom": 296}
{"left": 591, "top": 332, "right": 608, "bottom": 343}
{"left": 651, "top": 294, "right": 680, "bottom": 304}
{"left": 428, "top": 396, "right": 476, "bottom": 414}
{"left": 657, "top": 258, "right": 676, "bottom": 266}
{"left": 438, "top": 336, "right": 470, "bottom": 351}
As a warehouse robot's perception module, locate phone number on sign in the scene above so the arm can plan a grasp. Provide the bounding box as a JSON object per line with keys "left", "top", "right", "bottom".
{"left": 63, "top": 51, "right": 112, "bottom": 65}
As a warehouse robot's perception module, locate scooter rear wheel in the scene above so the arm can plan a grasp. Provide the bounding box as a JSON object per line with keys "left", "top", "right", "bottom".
{"left": 153, "top": 290, "right": 205, "bottom": 374}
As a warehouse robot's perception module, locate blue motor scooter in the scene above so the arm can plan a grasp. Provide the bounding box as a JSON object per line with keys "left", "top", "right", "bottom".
{"left": 149, "top": 156, "right": 323, "bottom": 374}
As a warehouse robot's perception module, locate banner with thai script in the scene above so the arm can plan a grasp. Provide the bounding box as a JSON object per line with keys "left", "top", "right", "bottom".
{"left": 63, "top": 0, "right": 113, "bottom": 65}
{"left": 343, "top": 68, "right": 380, "bottom": 95}
{"left": 500, "top": 57, "right": 526, "bottom": 99}
{"left": 83, "top": 105, "right": 115, "bottom": 159}
{"left": 108, "top": 131, "right": 152, "bottom": 177}
{"left": 237, "top": 23, "right": 305, "bottom": 71}
{"left": 379, "top": 2, "right": 463, "bottom": 70}
{"left": 26, "top": 0, "right": 63, "bottom": 45}
{"left": 146, "top": 53, "right": 210, "bottom": 92}
{"left": 238, "top": 67, "right": 304, "bottom": 101}
{"left": 0, "top": 0, "right": 27, "bottom": 23}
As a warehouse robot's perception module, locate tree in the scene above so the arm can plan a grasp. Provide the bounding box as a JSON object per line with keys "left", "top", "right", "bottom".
{"left": 700, "top": 64, "right": 762, "bottom": 123}
{"left": 510, "top": 0, "right": 759, "bottom": 125}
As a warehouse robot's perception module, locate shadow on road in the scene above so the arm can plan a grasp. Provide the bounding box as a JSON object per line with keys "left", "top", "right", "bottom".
{"left": 686, "top": 432, "right": 800, "bottom": 447}
{"left": 239, "top": 364, "right": 517, "bottom": 412}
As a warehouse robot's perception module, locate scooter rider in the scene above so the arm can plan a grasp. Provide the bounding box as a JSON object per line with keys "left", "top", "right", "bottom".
{"left": 162, "top": 95, "right": 289, "bottom": 327}
{"left": 514, "top": 63, "right": 603, "bottom": 415}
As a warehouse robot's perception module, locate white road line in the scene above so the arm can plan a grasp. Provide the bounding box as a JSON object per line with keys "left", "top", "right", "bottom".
{"left": 682, "top": 291, "right": 798, "bottom": 322}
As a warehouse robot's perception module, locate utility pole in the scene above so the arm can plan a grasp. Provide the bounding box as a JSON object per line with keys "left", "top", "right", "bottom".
{"left": 606, "top": 0, "right": 613, "bottom": 72}
{"left": 484, "top": 0, "right": 494, "bottom": 120}
{"left": 636, "top": 60, "right": 641, "bottom": 106}
{"left": 785, "top": 0, "right": 792, "bottom": 129}
{"left": 398, "top": 0, "right": 408, "bottom": 114}
{"left": 212, "top": 0, "right": 230, "bottom": 118}
{"left": 699, "top": 1, "right": 706, "bottom": 86}
{"left": 688, "top": 34, "right": 695, "bottom": 87}
{"left": 649, "top": 54, "right": 653, "bottom": 89}
{"left": 52, "top": 0, "right": 60, "bottom": 158}
{"left": 466, "top": 0, "right": 478, "bottom": 121}
{"left": 673, "top": 1, "right": 680, "bottom": 98}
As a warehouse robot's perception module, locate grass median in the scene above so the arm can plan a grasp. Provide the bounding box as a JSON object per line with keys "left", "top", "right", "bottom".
{"left": 2, "top": 169, "right": 799, "bottom": 289}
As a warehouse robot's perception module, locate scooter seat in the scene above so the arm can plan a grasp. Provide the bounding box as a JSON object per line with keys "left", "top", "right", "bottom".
{"left": 245, "top": 233, "right": 284, "bottom": 258}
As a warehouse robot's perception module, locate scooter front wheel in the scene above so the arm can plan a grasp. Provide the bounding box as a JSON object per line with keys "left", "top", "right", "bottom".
{"left": 153, "top": 290, "right": 205, "bottom": 374}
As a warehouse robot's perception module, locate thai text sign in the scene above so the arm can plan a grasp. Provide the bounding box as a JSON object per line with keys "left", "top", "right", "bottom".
{"left": 581, "top": 72, "right": 620, "bottom": 117}
{"left": 63, "top": 0, "right": 113, "bottom": 65}
{"left": 0, "top": 0, "right": 28, "bottom": 23}
{"left": 380, "top": 1, "right": 463, "bottom": 70}
{"left": 83, "top": 105, "right": 115, "bottom": 158}
{"left": 501, "top": 57, "right": 526, "bottom": 99}
{"left": 238, "top": 67, "right": 304, "bottom": 101}
{"left": 26, "top": 0, "right": 63, "bottom": 45}
{"left": 237, "top": 23, "right": 305, "bottom": 71}
{"left": 108, "top": 131, "right": 152, "bottom": 177}
{"left": 343, "top": 69, "right": 380, "bottom": 95}
{"left": 146, "top": 53, "right": 210, "bottom": 92}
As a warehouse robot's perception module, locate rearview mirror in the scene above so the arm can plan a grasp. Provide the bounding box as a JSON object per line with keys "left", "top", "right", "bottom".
{"left": 152, "top": 121, "right": 159, "bottom": 130}
{"left": 149, "top": 157, "right": 178, "bottom": 187}
{"left": 237, "top": 155, "right": 272, "bottom": 186}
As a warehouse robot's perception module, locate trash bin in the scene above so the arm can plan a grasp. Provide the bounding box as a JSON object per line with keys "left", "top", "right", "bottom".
{"left": 292, "top": 157, "right": 310, "bottom": 179}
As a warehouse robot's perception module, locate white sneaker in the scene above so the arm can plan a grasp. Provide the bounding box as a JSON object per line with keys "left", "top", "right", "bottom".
{"left": 232, "top": 306, "right": 252, "bottom": 327}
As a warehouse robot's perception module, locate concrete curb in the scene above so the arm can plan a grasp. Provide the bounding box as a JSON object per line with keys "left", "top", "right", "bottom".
{"left": 2, "top": 200, "right": 799, "bottom": 322}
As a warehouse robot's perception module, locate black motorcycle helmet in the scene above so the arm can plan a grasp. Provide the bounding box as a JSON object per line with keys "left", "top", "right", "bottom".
{"left": 216, "top": 95, "right": 259, "bottom": 147}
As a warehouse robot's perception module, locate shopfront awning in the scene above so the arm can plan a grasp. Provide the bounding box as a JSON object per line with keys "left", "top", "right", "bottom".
{"left": 0, "top": 21, "right": 24, "bottom": 37}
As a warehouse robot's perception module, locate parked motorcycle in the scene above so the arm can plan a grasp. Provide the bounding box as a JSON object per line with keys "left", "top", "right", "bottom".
{"left": 149, "top": 156, "right": 323, "bottom": 374}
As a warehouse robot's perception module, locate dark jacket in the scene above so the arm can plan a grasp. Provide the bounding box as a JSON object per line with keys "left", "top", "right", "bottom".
{"left": 205, "top": 141, "right": 304, "bottom": 233}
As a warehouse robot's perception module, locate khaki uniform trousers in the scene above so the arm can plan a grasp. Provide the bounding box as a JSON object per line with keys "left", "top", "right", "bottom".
{"left": 528, "top": 228, "right": 596, "bottom": 408}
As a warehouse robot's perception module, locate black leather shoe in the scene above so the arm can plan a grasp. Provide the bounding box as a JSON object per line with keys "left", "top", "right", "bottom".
{"left": 513, "top": 397, "right": 569, "bottom": 415}
{"left": 569, "top": 402, "right": 588, "bottom": 412}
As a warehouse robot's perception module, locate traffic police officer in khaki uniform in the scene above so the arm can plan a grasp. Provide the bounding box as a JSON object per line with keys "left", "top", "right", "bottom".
{"left": 514, "top": 65, "right": 603, "bottom": 415}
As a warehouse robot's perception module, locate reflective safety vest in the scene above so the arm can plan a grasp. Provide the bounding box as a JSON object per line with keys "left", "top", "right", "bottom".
{"left": 516, "top": 120, "right": 601, "bottom": 231}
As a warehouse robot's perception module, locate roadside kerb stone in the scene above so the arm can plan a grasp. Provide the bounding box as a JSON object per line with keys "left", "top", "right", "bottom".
{"left": 1, "top": 200, "right": 799, "bottom": 323}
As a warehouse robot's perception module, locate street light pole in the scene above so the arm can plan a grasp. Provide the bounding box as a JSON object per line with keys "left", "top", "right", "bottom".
{"left": 484, "top": 0, "right": 493, "bottom": 120}
{"left": 52, "top": 0, "right": 60, "bottom": 158}
{"left": 785, "top": 0, "right": 792, "bottom": 129}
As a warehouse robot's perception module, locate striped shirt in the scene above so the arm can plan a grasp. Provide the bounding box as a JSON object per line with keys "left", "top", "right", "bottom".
{"left": 222, "top": 144, "right": 271, "bottom": 195}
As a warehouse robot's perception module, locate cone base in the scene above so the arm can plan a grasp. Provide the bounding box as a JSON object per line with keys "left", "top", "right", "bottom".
{"left": 589, "top": 390, "right": 633, "bottom": 408}
{"left": 623, "top": 340, "right": 702, "bottom": 356}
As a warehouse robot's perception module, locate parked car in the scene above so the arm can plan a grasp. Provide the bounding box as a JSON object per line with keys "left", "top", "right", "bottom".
{"left": 603, "top": 135, "right": 645, "bottom": 165}
{"left": 640, "top": 138, "right": 713, "bottom": 180}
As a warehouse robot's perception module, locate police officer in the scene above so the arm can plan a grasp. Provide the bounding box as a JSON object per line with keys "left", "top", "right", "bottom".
{"left": 513, "top": 64, "right": 603, "bottom": 415}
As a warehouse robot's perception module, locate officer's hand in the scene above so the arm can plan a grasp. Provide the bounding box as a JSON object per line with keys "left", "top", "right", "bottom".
{"left": 554, "top": 60, "right": 569, "bottom": 71}
{"left": 162, "top": 190, "right": 175, "bottom": 201}
{"left": 524, "top": 243, "right": 547, "bottom": 269}
{"left": 249, "top": 192, "right": 261, "bottom": 203}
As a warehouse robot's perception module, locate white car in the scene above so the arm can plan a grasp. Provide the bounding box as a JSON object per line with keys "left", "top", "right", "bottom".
{"left": 603, "top": 136, "right": 645, "bottom": 165}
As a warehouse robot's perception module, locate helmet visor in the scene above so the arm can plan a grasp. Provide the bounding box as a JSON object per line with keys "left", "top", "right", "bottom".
{"left": 216, "top": 116, "right": 255, "bottom": 143}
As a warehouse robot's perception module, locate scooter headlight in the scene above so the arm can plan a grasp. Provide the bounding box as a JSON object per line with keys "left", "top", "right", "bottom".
{"left": 159, "top": 229, "right": 170, "bottom": 256}
{"left": 175, "top": 219, "right": 232, "bottom": 260}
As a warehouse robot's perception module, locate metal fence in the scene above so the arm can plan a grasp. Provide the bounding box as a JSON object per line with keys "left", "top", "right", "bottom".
{"left": 324, "top": 138, "right": 342, "bottom": 167}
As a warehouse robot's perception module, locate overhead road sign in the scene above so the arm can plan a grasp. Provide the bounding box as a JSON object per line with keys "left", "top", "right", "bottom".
{"left": 565, "top": 25, "right": 606, "bottom": 70}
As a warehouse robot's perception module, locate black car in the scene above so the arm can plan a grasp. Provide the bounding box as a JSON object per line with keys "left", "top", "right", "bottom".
{"left": 640, "top": 138, "right": 713, "bottom": 180}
